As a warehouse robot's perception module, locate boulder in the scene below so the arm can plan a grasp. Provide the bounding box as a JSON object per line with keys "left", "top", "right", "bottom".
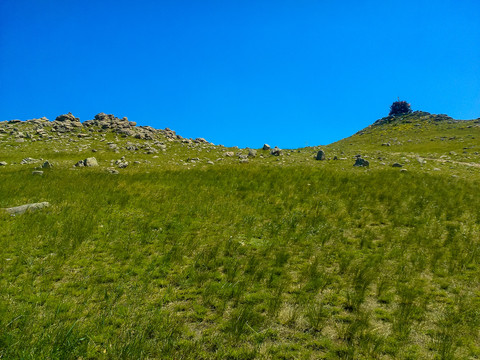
{"left": 42, "top": 161, "right": 53, "bottom": 169}
{"left": 3, "top": 202, "right": 50, "bottom": 215}
{"left": 270, "top": 147, "right": 282, "bottom": 156}
{"left": 55, "top": 112, "right": 80, "bottom": 123}
{"left": 75, "top": 157, "right": 98, "bottom": 167}
{"left": 354, "top": 158, "right": 369, "bottom": 167}
{"left": 248, "top": 149, "right": 257, "bottom": 158}
{"left": 262, "top": 144, "right": 271, "bottom": 150}
{"left": 84, "top": 157, "right": 99, "bottom": 167}
{"left": 21, "top": 157, "right": 39, "bottom": 165}
{"left": 315, "top": 150, "right": 326, "bottom": 160}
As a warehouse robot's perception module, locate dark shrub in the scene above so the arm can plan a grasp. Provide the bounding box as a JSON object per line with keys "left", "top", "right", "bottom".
{"left": 389, "top": 100, "right": 412, "bottom": 116}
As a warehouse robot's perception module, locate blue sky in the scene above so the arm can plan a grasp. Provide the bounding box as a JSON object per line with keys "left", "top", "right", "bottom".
{"left": 1, "top": 0, "right": 479, "bottom": 148}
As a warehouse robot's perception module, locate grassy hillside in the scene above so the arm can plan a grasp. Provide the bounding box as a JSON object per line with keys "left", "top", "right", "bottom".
{"left": 1, "top": 112, "right": 479, "bottom": 359}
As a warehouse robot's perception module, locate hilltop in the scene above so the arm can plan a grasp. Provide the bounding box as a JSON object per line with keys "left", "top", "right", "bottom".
{"left": 1, "top": 111, "right": 480, "bottom": 359}
{"left": 1, "top": 110, "right": 479, "bottom": 174}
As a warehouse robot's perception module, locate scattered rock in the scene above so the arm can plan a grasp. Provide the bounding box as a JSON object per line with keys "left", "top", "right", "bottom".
{"left": 354, "top": 158, "right": 369, "bottom": 167}
{"left": 248, "top": 149, "right": 257, "bottom": 158}
{"left": 21, "top": 157, "right": 39, "bottom": 165}
{"left": 42, "top": 161, "right": 53, "bottom": 169}
{"left": 0, "top": 161, "right": 7, "bottom": 166}
{"left": 381, "top": 143, "right": 391, "bottom": 146}
{"left": 75, "top": 157, "right": 99, "bottom": 167}
{"left": 270, "top": 147, "right": 282, "bottom": 156}
{"left": 392, "top": 163, "right": 403, "bottom": 168}
{"left": 315, "top": 150, "right": 326, "bottom": 160}
{"left": 224, "top": 152, "right": 234, "bottom": 157}
{"left": 207, "top": 161, "right": 214, "bottom": 165}
{"left": 400, "top": 169, "right": 408, "bottom": 172}
{"left": 3, "top": 202, "right": 50, "bottom": 215}
{"left": 262, "top": 144, "right": 271, "bottom": 150}
{"left": 115, "top": 156, "right": 129, "bottom": 168}
{"left": 84, "top": 157, "right": 99, "bottom": 167}
{"left": 32, "top": 170, "right": 44, "bottom": 176}
{"left": 106, "top": 167, "right": 119, "bottom": 174}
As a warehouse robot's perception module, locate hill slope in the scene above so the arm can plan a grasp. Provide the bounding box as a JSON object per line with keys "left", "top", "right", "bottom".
{"left": 1, "top": 112, "right": 479, "bottom": 359}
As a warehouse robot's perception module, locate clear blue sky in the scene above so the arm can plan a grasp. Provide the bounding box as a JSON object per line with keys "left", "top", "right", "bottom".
{"left": 1, "top": 0, "right": 479, "bottom": 148}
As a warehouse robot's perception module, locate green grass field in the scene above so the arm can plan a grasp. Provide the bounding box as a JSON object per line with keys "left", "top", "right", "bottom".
{"left": 1, "top": 113, "right": 479, "bottom": 359}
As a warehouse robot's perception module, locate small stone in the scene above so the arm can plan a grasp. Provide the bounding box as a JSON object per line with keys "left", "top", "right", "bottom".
{"left": 0, "top": 161, "right": 7, "bottom": 166}
{"left": 207, "top": 161, "right": 214, "bottom": 165}
{"left": 224, "top": 152, "right": 234, "bottom": 157}
{"left": 248, "top": 149, "right": 257, "bottom": 158}
{"left": 400, "top": 169, "right": 408, "bottom": 172}
{"left": 392, "top": 163, "right": 403, "bottom": 168}
{"left": 32, "top": 170, "right": 44, "bottom": 176}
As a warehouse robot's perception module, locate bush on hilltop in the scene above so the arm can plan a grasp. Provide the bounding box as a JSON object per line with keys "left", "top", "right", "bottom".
{"left": 389, "top": 100, "right": 412, "bottom": 116}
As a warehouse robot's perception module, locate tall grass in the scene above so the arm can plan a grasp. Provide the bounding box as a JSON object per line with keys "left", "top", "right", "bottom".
{"left": 1, "top": 164, "right": 480, "bottom": 359}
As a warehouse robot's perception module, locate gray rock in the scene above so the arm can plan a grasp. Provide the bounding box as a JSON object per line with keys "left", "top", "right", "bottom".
{"left": 42, "top": 161, "right": 53, "bottom": 169}
{"left": 32, "top": 170, "right": 44, "bottom": 176}
{"left": 400, "top": 169, "right": 408, "bottom": 172}
{"left": 248, "top": 149, "right": 257, "bottom": 158}
{"left": 224, "top": 152, "right": 234, "bottom": 157}
{"left": 84, "top": 157, "right": 99, "bottom": 167}
{"left": 3, "top": 202, "right": 50, "bottom": 215}
{"left": 316, "top": 150, "right": 326, "bottom": 160}
{"left": 392, "top": 163, "right": 403, "bottom": 168}
{"left": 21, "top": 157, "right": 39, "bottom": 165}
{"left": 106, "top": 167, "right": 119, "bottom": 174}
{"left": 207, "top": 161, "right": 214, "bottom": 165}
{"left": 115, "top": 160, "right": 129, "bottom": 168}
{"left": 0, "top": 161, "right": 7, "bottom": 166}
{"left": 55, "top": 112, "right": 80, "bottom": 123}
{"left": 354, "top": 158, "right": 369, "bottom": 167}
{"left": 262, "top": 144, "right": 271, "bottom": 150}
{"left": 270, "top": 147, "right": 282, "bottom": 156}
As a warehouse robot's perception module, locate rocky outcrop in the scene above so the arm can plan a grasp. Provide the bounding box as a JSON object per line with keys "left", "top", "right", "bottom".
{"left": 53, "top": 113, "right": 83, "bottom": 133}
